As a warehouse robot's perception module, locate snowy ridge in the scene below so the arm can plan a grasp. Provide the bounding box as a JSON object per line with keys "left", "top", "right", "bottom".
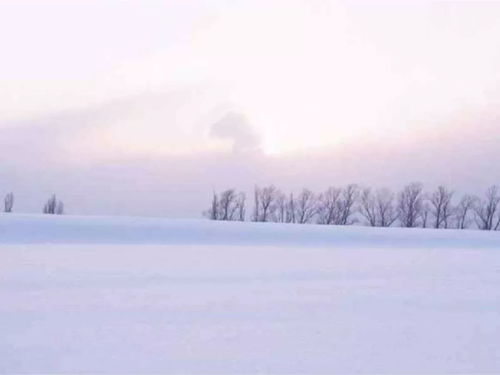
{"left": 1, "top": 213, "right": 499, "bottom": 249}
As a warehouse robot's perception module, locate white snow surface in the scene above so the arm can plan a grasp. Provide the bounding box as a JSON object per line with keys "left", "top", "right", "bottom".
{"left": 1, "top": 214, "right": 500, "bottom": 373}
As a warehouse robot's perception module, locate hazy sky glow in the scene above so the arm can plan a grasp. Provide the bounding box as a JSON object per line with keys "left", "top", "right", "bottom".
{"left": 2, "top": 0, "right": 500, "bottom": 216}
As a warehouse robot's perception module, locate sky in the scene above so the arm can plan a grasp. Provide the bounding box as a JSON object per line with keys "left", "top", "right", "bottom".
{"left": 1, "top": 0, "right": 500, "bottom": 217}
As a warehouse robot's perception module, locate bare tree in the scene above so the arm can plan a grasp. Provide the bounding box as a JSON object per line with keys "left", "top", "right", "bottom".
{"left": 201, "top": 183, "right": 500, "bottom": 232}
{"left": 454, "top": 194, "right": 477, "bottom": 229}
{"left": 4, "top": 192, "right": 14, "bottom": 213}
{"left": 397, "top": 182, "right": 424, "bottom": 228}
{"left": 359, "top": 188, "right": 397, "bottom": 227}
{"left": 204, "top": 189, "right": 246, "bottom": 221}
{"left": 43, "top": 194, "right": 64, "bottom": 215}
{"left": 474, "top": 185, "right": 500, "bottom": 230}
{"left": 252, "top": 186, "right": 260, "bottom": 222}
{"left": 55, "top": 201, "right": 64, "bottom": 215}
{"left": 253, "top": 185, "right": 278, "bottom": 222}
{"left": 316, "top": 187, "right": 342, "bottom": 225}
{"left": 295, "top": 189, "right": 317, "bottom": 224}
{"left": 338, "top": 184, "right": 359, "bottom": 225}
{"left": 360, "top": 188, "right": 377, "bottom": 226}
{"left": 375, "top": 188, "right": 398, "bottom": 227}
{"left": 285, "top": 193, "right": 296, "bottom": 223}
{"left": 429, "top": 186, "right": 454, "bottom": 229}
{"left": 219, "top": 189, "right": 238, "bottom": 221}
{"left": 204, "top": 191, "right": 219, "bottom": 220}
{"left": 235, "top": 192, "right": 246, "bottom": 221}
{"left": 275, "top": 192, "right": 287, "bottom": 223}
{"left": 421, "top": 202, "right": 430, "bottom": 228}
{"left": 261, "top": 185, "right": 278, "bottom": 222}
{"left": 43, "top": 194, "right": 57, "bottom": 214}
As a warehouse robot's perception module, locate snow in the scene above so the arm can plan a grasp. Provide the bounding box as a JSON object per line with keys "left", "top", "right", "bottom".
{"left": 1, "top": 214, "right": 500, "bottom": 373}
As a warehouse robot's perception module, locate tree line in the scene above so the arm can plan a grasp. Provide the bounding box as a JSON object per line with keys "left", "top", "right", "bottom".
{"left": 1, "top": 193, "right": 65, "bottom": 215}
{"left": 204, "top": 183, "right": 500, "bottom": 230}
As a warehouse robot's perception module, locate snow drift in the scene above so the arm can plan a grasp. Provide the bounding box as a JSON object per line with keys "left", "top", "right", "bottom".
{"left": 1, "top": 214, "right": 500, "bottom": 373}
{"left": 1, "top": 213, "right": 500, "bottom": 249}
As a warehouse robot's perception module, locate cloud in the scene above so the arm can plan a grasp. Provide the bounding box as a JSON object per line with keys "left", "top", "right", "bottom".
{"left": 209, "top": 112, "right": 262, "bottom": 153}
{"left": 2, "top": 84, "right": 500, "bottom": 219}
{"left": 0, "top": 89, "right": 231, "bottom": 164}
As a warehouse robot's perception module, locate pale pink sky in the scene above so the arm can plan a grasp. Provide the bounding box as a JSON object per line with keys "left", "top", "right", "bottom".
{"left": 1, "top": 0, "right": 500, "bottom": 216}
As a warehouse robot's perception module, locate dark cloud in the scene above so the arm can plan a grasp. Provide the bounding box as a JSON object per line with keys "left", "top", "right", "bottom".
{"left": 209, "top": 112, "right": 262, "bottom": 153}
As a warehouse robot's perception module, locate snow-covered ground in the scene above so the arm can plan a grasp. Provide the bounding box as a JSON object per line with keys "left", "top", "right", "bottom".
{"left": 1, "top": 214, "right": 500, "bottom": 373}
